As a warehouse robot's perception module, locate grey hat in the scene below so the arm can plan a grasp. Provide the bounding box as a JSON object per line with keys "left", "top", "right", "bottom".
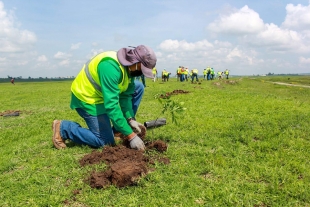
{"left": 117, "top": 45, "right": 157, "bottom": 78}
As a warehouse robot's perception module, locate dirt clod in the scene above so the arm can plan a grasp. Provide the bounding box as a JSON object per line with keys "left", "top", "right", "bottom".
{"left": 0, "top": 110, "right": 20, "bottom": 117}
{"left": 80, "top": 140, "right": 169, "bottom": 189}
{"left": 146, "top": 140, "right": 168, "bottom": 153}
{"left": 159, "top": 89, "right": 190, "bottom": 99}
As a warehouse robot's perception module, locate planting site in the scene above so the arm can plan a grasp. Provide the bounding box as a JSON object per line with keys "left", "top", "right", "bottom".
{"left": 80, "top": 140, "right": 169, "bottom": 188}
{"left": 77, "top": 89, "right": 187, "bottom": 189}
{"left": 1, "top": 77, "right": 310, "bottom": 206}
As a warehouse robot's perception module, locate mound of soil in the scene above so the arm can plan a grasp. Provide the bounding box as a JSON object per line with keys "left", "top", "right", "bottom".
{"left": 80, "top": 140, "right": 169, "bottom": 189}
{"left": 159, "top": 89, "right": 190, "bottom": 99}
{"left": 145, "top": 140, "right": 168, "bottom": 153}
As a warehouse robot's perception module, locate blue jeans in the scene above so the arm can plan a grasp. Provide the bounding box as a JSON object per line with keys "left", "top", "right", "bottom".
{"left": 180, "top": 74, "right": 185, "bottom": 82}
{"left": 191, "top": 73, "right": 198, "bottom": 82}
{"left": 59, "top": 80, "right": 144, "bottom": 148}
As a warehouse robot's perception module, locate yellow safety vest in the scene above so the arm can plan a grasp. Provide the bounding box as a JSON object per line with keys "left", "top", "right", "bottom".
{"left": 177, "top": 68, "right": 181, "bottom": 74}
{"left": 71, "top": 51, "right": 129, "bottom": 104}
{"left": 193, "top": 69, "right": 198, "bottom": 74}
{"left": 225, "top": 70, "right": 229, "bottom": 75}
{"left": 163, "top": 71, "right": 169, "bottom": 76}
{"left": 152, "top": 68, "right": 157, "bottom": 75}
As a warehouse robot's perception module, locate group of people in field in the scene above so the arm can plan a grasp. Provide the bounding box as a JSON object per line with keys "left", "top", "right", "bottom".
{"left": 150, "top": 67, "right": 230, "bottom": 83}
{"left": 151, "top": 67, "right": 171, "bottom": 82}
{"left": 203, "top": 67, "right": 230, "bottom": 80}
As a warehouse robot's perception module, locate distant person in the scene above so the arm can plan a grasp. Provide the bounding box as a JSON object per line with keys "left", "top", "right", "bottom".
{"left": 184, "top": 68, "right": 189, "bottom": 81}
{"left": 207, "top": 67, "right": 211, "bottom": 80}
{"left": 163, "top": 69, "right": 171, "bottom": 82}
{"left": 210, "top": 68, "right": 215, "bottom": 80}
{"left": 162, "top": 70, "right": 171, "bottom": 82}
{"left": 10, "top": 78, "right": 15, "bottom": 85}
{"left": 180, "top": 66, "right": 186, "bottom": 82}
{"left": 152, "top": 67, "right": 157, "bottom": 82}
{"left": 203, "top": 69, "right": 207, "bottom": 80}
{"left": 217, "top": 71, "right": 222, "bottom": 80}
{"left": 52, "top": 45, "right": 157, "bottom": 151}
{"left": 176, "top": 66, "right": 181, "bottom": 81}
{"left": 225, "top": 69, "right": 229, "bottom": 79}
{"left": 166, "top": 72, "right": 171, "bottom": 81}
{"left": 191, "top": 69, "right": 199, "bottom": 83}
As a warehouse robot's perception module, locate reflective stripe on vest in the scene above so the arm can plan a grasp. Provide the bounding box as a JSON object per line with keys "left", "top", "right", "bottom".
{"left": 84, "top": 59, "right": 101, "bottom": 92}
{"left": 71, "top": 51, "right": 129, "bottom": 104}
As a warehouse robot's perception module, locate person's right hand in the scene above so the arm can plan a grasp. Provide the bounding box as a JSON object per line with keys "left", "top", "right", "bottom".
{"left": 129, "top": 135, "right": 145, "bottom": 151}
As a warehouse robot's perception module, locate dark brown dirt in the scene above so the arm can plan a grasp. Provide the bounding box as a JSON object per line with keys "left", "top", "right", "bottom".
{"left": 145, "top": 140, "right": 168, "bottom": 152}
{"left": 0, "top": 110, "right": 20, "bottom": 116}
{"left": 159, "top": 89, "right": 190, "bottom": 99}
{"left": 80, "top": 140, "right": 169, "bottom": 189}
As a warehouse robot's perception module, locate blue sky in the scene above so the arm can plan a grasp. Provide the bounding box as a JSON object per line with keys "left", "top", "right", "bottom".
{"left": 0, "top": 0, "right": 310, "bottom": 78}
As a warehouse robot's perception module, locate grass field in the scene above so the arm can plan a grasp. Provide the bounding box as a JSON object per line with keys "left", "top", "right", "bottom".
{"left": 0, "top": 76, "right": 310, "bottom": 207}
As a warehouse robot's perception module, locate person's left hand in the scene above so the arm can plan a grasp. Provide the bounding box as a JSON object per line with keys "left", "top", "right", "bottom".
{"left": 128, "top": 119, "right": 144, "bottom": 133}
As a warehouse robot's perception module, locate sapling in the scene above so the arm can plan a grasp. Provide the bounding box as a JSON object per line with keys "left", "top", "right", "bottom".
{"left": 156, "top": 94, "right": 186, "bottom": 125}
{"left": 148, "top": 93, "right": 186, "bottom": 138}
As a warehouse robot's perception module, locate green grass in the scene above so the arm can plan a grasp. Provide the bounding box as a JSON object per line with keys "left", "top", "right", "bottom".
{"left": 0, "top": 77, "right": 310, "bottom": 206}
{"left": 253, "top": 75, "right": 310, "bottom": 86}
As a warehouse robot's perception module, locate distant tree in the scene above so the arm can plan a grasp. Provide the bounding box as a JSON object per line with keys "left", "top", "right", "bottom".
{"left": 28, "top": 76, "right": 32, "bottom": 79}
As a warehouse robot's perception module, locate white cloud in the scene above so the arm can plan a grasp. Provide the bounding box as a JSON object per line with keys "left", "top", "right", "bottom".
{"left": 54, "top": 51, "right": 72, "bottom": 59}
{"left": 71, "top": 42, "right": 81, "bottom": 50}
{"left": 226, "top": 47, "right": 254, "bottom": 65}
{"left": 155, "top": 51, "right": 162, "bottom": 58}
{"left": 207, "top": 5, "right": 264, "bottom": 35}
{"left": 282, "top": 2, "right": 310, "bottom": 29}
{"left": 0, "top": 2, "right": 36, "bottom": 52}
{"left": 299, "top": 56, "right": 310, "bottom": 64}
{"left": 37, "top": 55, "right": 48, "bottom": 62}
{"left": 59, "top": 59, "right": 70, "bottom": 66}
{"left": 207, "top": 4, "right": 310, "bottom": 53}
{"left": 156, "top": 39, "right": 260, "bottom": 74}
{"left": 244, "top": 23, "right": 309, "bottom": 52}
{"left": 159, "top": 39, "right": 213, "bottom": 51}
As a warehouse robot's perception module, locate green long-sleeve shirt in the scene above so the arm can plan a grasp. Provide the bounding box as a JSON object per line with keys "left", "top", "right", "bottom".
{"left": 70, "top": 59, "right": 135, "bottom": 136}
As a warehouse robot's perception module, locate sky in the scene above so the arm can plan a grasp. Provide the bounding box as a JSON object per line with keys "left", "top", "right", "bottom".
{"left": 0, "top": 0, "right": 310, "bottom": 78}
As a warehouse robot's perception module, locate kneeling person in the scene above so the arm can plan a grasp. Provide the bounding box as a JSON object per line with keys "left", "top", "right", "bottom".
{"left": 52, "top": 45, "right": 157, "bottom": 151}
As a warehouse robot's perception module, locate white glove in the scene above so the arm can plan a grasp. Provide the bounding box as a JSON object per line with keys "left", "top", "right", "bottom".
{"left": 128, "top": 119, "right": 144, "bottom": 133}
{"left": 129, "top": 135, "right": 145, "bottom": 151}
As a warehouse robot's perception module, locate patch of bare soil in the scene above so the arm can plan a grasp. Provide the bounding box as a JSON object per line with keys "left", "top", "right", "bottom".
{"left": 0, "top": 110, "right": 20, "bottom": 117}
{"left": 224, "top": 80, "right": 238, "bottom": 85}
{"left": 79, "top": 140, "right": 169, "bottom": 189}
{"left": 159, "top": 89, "right": 190, "bottom": 99}
{"left": 212, "top": 80, "right": 239, "bottom": 86}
